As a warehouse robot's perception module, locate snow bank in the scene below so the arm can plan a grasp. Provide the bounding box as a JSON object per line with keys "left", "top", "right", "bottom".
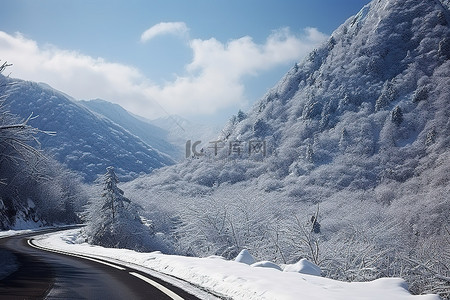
{"left": 234, "top": 249, "right": 256, "bottom": 265}
{"left": 283, "top": 258, "right": 322, "bottom": 276}
{"left": 251, "top": 261, "right": 283, "bottom": 271}
{"left": 32, "top": 229, "right": 439, "bottom": 300}
{"left": 0, "top": 229, "right": 33, "bottom": 238}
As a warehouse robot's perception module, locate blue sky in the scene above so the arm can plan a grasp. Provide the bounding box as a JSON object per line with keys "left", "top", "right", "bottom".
{"left": 1, "top": 0, "right": 370, "bottom": 125}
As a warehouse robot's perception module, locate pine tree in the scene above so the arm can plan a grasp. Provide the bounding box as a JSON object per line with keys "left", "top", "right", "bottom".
{"left": 102, "top": 166, "right": 130, "bottom": 222}
{"left": 236, "top": 109, "right": 247, "bottom": 122}
{"left": 84, "top": 166, "right": 152, "bottom": 250}
{"left": 391, "top": 105, "right": 403, "bottom": 126}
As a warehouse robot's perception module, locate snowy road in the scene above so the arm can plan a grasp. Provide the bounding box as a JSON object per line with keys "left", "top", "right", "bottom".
{"left": 0, "top": 228, "right": 199, "bottom": 300}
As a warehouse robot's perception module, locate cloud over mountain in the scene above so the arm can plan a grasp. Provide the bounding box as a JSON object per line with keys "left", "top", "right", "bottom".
{"left": 0, "top": 26, "right": 326, "bottom": 120}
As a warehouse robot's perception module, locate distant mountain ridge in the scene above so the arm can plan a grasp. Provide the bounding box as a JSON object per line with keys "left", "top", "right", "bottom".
{"left": 3, "top": 77, "right": 174, "bottom": 182}
{"left": 79, "top": 99, "right": 180, "bottom": 160}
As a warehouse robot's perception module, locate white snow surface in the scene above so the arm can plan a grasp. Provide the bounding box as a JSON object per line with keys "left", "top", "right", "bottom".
{"left": 31, "top": 228, "right": 439, "bottom": 300}
{"left": 283, "top": 258, "right": 322, "bottom": 276}
{"left": 251, "top": 261, "right": 283, "bottom": 271}
{"left": 235, "top": 249, "right": 256, "bottom": 265}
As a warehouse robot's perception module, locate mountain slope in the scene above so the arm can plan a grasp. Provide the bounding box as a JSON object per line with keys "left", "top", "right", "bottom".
{"left": 137, "top": 0, "right": 450, "bottom": 192}
{"left": 3, "top": 78, "right": 174, "bottom": 182}
{"left": 123, "top": 1, "right": 450, "bottom": 296}
{"left": 217, "top": 0, "right": 450, "bottom": 187}
{"left": 79, "top": 99, "right": 180, "bottom": 160}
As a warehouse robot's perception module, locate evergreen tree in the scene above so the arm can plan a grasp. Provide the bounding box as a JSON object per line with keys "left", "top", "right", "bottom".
{"left": 102, "top": 166, "right": 130, "bottom": 222}
{"left": 84, "top": 166, "right": 151, "bottom": 250}
{"left": 391, "top": 105, "right": 403, "bottom": 126}
{"left": 236, "top": 109, "right": 247, "bottom": 122}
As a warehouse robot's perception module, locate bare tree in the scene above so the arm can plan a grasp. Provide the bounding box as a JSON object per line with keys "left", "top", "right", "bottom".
{"left": 0, "top": 60, "right": 84, "bottom": 229}
{"left": 0, "top": 61, "right": 52, "bottom": 176}
{"left": 284, "top": 205, "right": 322, "bottom": 265}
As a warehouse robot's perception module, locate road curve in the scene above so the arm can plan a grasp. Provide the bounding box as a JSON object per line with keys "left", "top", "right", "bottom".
{"left": 0, "top": 228, "right": 200, "bottom": 300}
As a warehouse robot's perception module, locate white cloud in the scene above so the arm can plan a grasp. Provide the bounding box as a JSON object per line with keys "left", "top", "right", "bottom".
{"left": 0, "top": 31, "right": 154, "bottom": 113}
{"left": 187, "top": 27, "right": 327, "bottom": 78}
{"left": 140, "top": 22, "right": 188, "bottom": 43}
{"left": 0, "top": 28, "right": 327, "bottom": 120}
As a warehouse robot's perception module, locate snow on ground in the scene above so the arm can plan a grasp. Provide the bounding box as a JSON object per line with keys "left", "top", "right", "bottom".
{"left": 0, "top": 229, "right": 34, "bottom": 238}
{"left": 31, "top": 228, "right": 439, "bottom": 300}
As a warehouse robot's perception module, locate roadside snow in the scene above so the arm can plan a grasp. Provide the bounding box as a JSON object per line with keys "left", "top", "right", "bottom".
{"left": 0, "top": 229, "right": 34, "bottom": 238}
{"left": 251, "top": 261, "right": 283, "bottom": 271}
{"left": 31, "top": 228, "right": 439, "bottom": 300}
{"left": 283, "top": 258, "right": 322, "bottom": 276}
{"left": 234, "top": 249, "right": 256, "bottom": 265}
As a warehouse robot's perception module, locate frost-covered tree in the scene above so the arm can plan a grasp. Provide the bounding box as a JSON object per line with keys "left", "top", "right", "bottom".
{"left": 391, "top": 105, "right": 403, "bottom": 126}
{"left": 102, "top": 166, "right": 130, "bottom": 221}
{"left": 83, "top": 167, "right": 154, "bottom": 250}
{"left": 0, "top": 62, "right": 42, "bottom": 171}
{"left": 236, "top": 109, "right": 247, "bottom": 122}
{"left": 253, "top": 119, "right": 271, "bottom": 137}
{"left": 0, "top": 61, "right": 86, "bottom": 228}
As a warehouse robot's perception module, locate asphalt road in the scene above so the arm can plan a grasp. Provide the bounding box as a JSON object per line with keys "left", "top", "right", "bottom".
{"left": 0, "top": 228, "right": 200, "bottom": 300}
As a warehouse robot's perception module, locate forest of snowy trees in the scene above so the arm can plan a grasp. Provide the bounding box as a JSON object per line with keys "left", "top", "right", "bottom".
{"left": 121, "top": 0, "right": 450, "bottom": 297}
{"left": 0, "top": 61, "right": 87, "bottom": 229}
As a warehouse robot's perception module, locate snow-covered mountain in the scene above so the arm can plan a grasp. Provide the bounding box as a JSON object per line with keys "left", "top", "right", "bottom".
{"left": 79, "top": 99, "right": 180, "bottom": 160}
{"left": 133, "top": 0, "right": 450, "bottom": 195}
{"left": 3, "top": 78, "right": 174, "bottom": 182}
{"left": 123, "top": 0, "right": 450, "bottom": 295}
{"left": 216, "top": 0, "right": 450, "bottom": 187}
{"left": 78, "top": 100, "right": 219, "bottom": 160}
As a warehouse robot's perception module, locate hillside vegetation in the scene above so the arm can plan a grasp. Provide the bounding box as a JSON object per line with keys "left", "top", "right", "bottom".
{"left": 123, "top": 0, "right": 450, "bottom": 297}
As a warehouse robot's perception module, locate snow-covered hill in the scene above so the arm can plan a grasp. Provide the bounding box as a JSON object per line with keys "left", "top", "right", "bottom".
{"left": 3, "top": 77, "right": 174, "bottom": 182}
{"left": 129, "top": 0, "right": 450, "bottom": 208}
{"left": 123, "top": 0, "right": 450, "bottom": 296}
{"left": 78, "top": 99, "right": 219, "bottom": 161}
{"left": 213, "top": 0, "right": 450, "bottom": 188}
{"left": 129, "top": 0, "right": 450, "bottom": 216}
{"left": 79, "top": 99, "right": 180, "bottom": 160}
